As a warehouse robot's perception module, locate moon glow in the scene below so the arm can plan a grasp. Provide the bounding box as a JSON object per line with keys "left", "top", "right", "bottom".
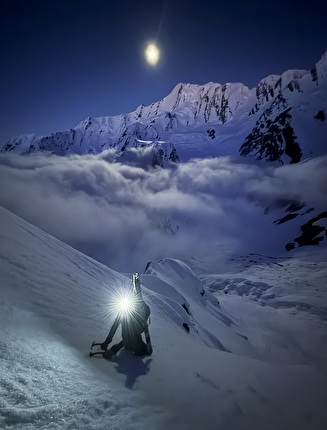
{"left": 145, "top": 43, "right": 160, "bottom": 66}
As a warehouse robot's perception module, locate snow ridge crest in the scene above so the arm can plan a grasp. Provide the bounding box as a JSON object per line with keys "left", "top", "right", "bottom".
{"left": 1, "top": 51, "right": 326, "bottom": 165}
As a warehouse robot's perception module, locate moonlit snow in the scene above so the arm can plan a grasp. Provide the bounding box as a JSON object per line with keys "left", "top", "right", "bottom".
{"left": 1, "top": 205, "right": 327, "bottom": 430}
{"left": 1, "top": 52, "right": 327, "bottom": 429}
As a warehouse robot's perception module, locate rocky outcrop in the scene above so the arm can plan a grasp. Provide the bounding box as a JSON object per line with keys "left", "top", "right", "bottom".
{"left": 240, "top": 102, "right": 302, "bottom": 164}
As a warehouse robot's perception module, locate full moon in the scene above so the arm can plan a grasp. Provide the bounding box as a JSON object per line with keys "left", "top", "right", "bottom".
{"left": 145, "top": 43, "right": 160, "bottom": 66}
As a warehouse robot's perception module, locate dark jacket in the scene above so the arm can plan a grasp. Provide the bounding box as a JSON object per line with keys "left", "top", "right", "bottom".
{"left": 108, "top": 299, "right": 150, "bottom": 343}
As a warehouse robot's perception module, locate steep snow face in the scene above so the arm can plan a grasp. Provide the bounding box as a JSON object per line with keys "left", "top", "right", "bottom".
{"left": 240, "top": 56, "right": 327, "bottom": 164}
{"left": 148, "top": 81, "right": 256, "bottom": 125}
{"left": 1, "top": 205, "right": 327, "bottom": 430}
{"left": 1, "top": 52, "right": 326, "bottom": 165}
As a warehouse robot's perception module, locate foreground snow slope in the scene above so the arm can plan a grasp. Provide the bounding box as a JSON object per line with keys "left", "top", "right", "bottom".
{"left": 1, "top": 205, "right": 327, "bottom": 430}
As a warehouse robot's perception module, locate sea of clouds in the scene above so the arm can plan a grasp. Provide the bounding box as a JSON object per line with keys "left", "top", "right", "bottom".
{"left": 0, "top": 150, "right": 326, "bottom": 271}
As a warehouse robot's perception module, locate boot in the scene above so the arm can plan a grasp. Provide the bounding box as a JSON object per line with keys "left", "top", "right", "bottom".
{"left": 103, "top": 348, "right": 113, "bottom": 359}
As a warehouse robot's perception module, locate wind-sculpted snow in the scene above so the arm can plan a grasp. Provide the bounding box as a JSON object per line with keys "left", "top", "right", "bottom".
{"left": 1, "top": 206, "right": 327, "bottom": 430}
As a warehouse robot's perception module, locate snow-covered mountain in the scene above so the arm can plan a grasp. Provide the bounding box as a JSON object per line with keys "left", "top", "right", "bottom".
{"left": 0, "top": 52, "right": 326, "bottom": 269}
{"left": 1, "top": 205, "right": 327, "bottom": 430}
{"left": 1, "top": 50, "right": 327, "bottom": 430}
{"left": 2, "top": 52, "right": 326, "bottom": 166}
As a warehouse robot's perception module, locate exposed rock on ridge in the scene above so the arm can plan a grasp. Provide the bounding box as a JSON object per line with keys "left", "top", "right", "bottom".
{"left": 1, "top": 51, "right": 326, "bottom": 166}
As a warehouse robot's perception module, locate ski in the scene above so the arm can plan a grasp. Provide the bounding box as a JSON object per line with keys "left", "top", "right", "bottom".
{"left": 144, "top": 324, "right": 153, "bottom": 355}
{"left": 134, "top": 272, "right": 153, "bottom": 355}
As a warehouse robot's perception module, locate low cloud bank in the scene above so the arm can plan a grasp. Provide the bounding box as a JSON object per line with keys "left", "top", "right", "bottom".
{"left": 0, "top": 151, "right": 326, "bottom": 271}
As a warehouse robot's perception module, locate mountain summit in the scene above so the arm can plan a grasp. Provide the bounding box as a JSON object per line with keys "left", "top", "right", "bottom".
{"left": 1, "top": 51, "right": 326, "bottom": 165}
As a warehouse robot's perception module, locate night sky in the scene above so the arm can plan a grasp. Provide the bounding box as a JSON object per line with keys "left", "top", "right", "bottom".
{"left": 1, "top": 0, "right": 326, "bottom": 144}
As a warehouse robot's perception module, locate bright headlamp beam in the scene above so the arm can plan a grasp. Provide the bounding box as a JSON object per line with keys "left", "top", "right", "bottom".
{"left": 119, "top": 297, "right": 131, "bottom": 311}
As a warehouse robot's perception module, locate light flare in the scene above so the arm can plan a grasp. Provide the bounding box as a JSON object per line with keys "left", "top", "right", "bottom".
{"left": 120, "top": 297, "right": 131, "bottom": 311}
{"left": 111, "top": 290, "right": 137, "bottom": 318}
{"left": 145, "top": 43, "right": 160, "bottom": 66}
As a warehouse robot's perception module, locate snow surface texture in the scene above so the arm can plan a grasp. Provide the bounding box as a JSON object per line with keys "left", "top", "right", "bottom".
{"left": 1, "top": 206, "right": 327, "bottom": 430}
{"left": 1, "top": 51, "right": 327, "bottom": 430}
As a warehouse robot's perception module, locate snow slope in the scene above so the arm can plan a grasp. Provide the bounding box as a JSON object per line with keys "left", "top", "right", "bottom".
{"left": 1, "top": 205, "right": 327, "bottom": 430}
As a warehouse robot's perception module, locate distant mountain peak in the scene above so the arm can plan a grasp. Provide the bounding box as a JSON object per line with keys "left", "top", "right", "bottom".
{"left": 1, "top": 51, "right": 326, "bottom": 166}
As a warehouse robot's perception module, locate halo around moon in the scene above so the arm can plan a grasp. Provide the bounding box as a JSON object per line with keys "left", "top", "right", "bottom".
{"left": 145, "top": 43, "right": 160, "bottom": 66}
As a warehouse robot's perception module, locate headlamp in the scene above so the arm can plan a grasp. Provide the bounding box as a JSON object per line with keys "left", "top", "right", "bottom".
{"left": 114, "top": 292, "right": 136, "bottom": 317}
{"left": 119, "top": 297, "right": 131, "bottom": 311}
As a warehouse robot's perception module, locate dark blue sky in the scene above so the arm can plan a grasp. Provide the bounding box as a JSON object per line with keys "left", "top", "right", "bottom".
{"left": 1, "top": 0, "right": 326, "bottom": 144}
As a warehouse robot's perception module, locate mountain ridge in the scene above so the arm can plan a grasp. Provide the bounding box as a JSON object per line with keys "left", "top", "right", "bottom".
{"left": 1, "top": 51, "right": 326, "bottom": 166}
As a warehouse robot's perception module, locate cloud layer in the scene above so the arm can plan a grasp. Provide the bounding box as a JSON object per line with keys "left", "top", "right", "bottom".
{"left": 0, "top": 151, "right": 326, "bottom": 271}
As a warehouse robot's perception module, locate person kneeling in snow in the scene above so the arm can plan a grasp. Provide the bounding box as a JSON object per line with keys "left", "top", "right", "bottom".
{"left": 100, "top": 273, "right": 152, "bottom": 359}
